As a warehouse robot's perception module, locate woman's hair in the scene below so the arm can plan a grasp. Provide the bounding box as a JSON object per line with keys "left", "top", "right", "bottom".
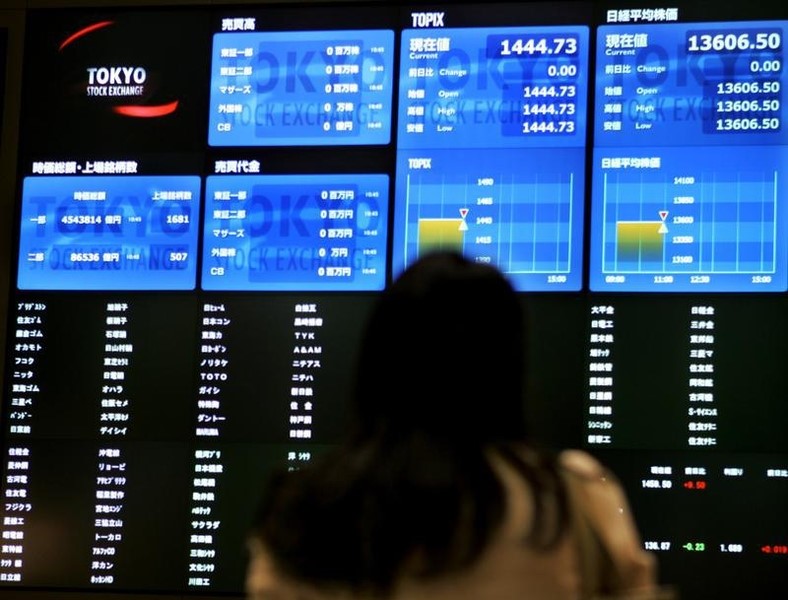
{"left": 351, "top": 250, "right": 528, "bottom": 442}
{"left": 251, "top": 251, "right": 568, "bottom": 596}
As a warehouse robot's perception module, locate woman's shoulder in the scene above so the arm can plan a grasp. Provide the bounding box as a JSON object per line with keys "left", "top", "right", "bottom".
{"left": 556, "top": 447, "right": 637, "bottom": 535}
{"left": 558, "top": 448, "right": 609, "bottom": 480}
{"left": 556, "top": 449, "right": 658, "bottom": 595}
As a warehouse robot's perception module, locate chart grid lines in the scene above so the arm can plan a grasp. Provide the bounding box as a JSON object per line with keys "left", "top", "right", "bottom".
{"left": 601, "top": 171, "right": 779, "bottom": 276}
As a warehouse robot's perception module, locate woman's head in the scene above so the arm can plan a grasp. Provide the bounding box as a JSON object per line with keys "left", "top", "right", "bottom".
{"left": 352, "top": 251, "right": 527, "bottom": 442}
{"left": 248, "top": 253, "right": 563, "bottom": 596}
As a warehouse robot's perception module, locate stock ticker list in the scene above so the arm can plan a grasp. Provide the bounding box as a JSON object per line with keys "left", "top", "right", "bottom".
{"left": 0, "top": 291, "right": 357, "bottom": 590}
{"left": 584, "top": 294, "right": 788, "bottom": 569}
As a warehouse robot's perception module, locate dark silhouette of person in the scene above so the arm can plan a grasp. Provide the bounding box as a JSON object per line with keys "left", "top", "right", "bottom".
{"left": 246, "top": 251, "right": 661, "bottom": 600}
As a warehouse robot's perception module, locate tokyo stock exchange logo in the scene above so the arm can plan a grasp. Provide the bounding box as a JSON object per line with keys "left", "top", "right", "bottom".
{"left": 59, "top": 20, "right": 180, "bottom": 118}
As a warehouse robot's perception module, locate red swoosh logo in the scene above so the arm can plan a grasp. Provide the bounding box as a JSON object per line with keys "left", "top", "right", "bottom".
{"left": 59, "top": 21, "right": 114, "bottom": 51}
{"left": 59, "top": 20, "right": 181, "bottom": 118}
{"left": 111, "top": 101, "right": 179, "bottom": 117}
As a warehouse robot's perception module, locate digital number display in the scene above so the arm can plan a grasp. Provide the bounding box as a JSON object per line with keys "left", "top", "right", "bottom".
{"left": 201, "top": 174, "right": 388, "bottom": 291}
{"left": 489, "top": 34, "right": 579, "bottom": 57}
{"left": 590, "top": 19, "right": 788, "bottom": 292}
{"left": 208, "top": 30, "right": 395, "bottom": 146}
{"left": 393, "top": 25, "right": 588, "bottom": 290}
{"left": 17, "top": 176, "right": 201, "bottom": 291}
{"left": 687, "top": 29, "right": 782, "bottom": 53}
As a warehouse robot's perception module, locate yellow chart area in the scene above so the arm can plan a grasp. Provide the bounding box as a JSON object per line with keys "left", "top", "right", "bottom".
{"left": 616, "top": 221, "right": 665, "bottom": 263}
{"left": 417, "top": 218, "right": 466, "bottom": 255}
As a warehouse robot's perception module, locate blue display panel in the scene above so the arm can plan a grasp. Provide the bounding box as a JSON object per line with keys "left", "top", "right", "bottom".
{"left": 201, "top": 174, "right": 388, "bottom": 291}
{"left": 208, "top": 29, "right": 395, "bottom": 146}
{"left": 17, "top": 176, "right": 201, "bottom": 291}
{"left": 590, "top": 20, "right": 788, "bottom": 292}
{"left": 393, "top": 26, "right": 589, "bottom": 291}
